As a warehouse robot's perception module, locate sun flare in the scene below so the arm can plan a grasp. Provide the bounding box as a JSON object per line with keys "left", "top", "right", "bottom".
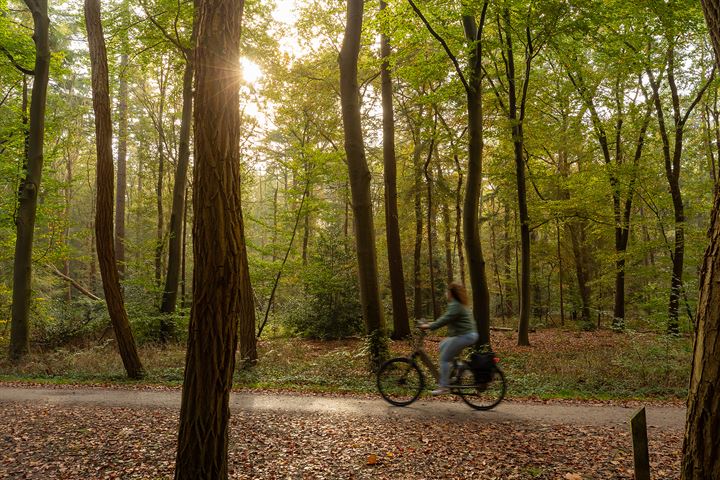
{"left": 240, "top": 57, "right": 263, "bottom": 86}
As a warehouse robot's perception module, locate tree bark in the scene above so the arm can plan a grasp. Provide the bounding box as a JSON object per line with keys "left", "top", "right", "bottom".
{"left": 85, "top": 0, "right": 144, "bottom": 379}
{"left": 9, "top": 0, "right": 50, "bottom": 361}
{"left": 380, "top": 0, "right": 410, "bottom": 339}
{"left": 174, "top": 0, "right": 254, "bottom": 475}
{"left": 339, "top": 0, "right": 387, "bottom": 370}
{"left": 681, "top": 4, "right": 720, "bottom": 477}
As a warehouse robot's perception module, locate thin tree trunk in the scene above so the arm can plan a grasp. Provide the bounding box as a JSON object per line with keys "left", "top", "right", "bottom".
{"left": 424, "top": 121, "right": 439, "bottom": 319}
{"left": 174, "top": 0, "right": 252, "bottom": 474}
{"left": 501, "top": 8, "right": 531, "bottom": 346}
{"left": 439, "top": 165, "right": 453, "bottom": 284}
{"left": 181, "top": 186, "right": 188, "bottom": 309}
{"left": 413, "top": 142, "right": 424, "bottom": 319}
{"left": 115, "top": 52, "right": 128, "bottom": 278}
{"left": 568, "top": 222, "right": 591, "bottom": 324}
{"left": 155, "top": 67, "right": 167, "bottom": 289}
{"left": 647, "top": 46, "right": 713, "bottom": 334}
{"left": 556, "top": 220, "right": 564, "bottom": 326}
{"left": 339, "top": 0, "right": 387, "bottom": 370}
{"left": 9, "top": 0, "right": 50, "bottom": 361}
{"left": 453, "top": 154, "right": 466, "bottom": 286}
{"left": 160, "top": 57, "right": 194, "bottom": 324}
{"left": 85, "top": 0, "right": 144, "bottom": 379}
{"left": 380, "top": 0, "right": 410, "bottom": 339}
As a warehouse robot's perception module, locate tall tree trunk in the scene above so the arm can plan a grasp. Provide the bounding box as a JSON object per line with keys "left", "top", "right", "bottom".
{"left": 64, "top": 147, "right": 73, "bottom": 302}
{"left": 413, "top": 142, "right": 424, "bottom": 319}
{"left": 424, "top": 124, "right": 439, "bottom": 319}
{"left": 160, "top": 57, "right": 194, "bottom": 326}
{"left": 439, "top": 165, "right": 453, "bottom": 284}
{"left": 380, "top": 0, "right": 410, "bottom": 339}
{"left": 174, "top": 0, "right": 254, "bottom": 474}
{"left": 115, "top": 52, "right": 128, "bottom": 278}
{"left": 9, "top": 0, "right": 50, "bottom": 361}
{"left": 339, "top": 0, "right": 387, "bottom": 370}
{"left": 407, "top": 0, "right": 490, "bottom": 343}
{"left": 501, "top": 8, "right": 532, "bottom": 346}
{"left": 155, "top": 67, "right": 167, "bottom": 289}
{"left": 453, "top": 154, "right": 466, "bottom": 286}
{"left": 556, "top": 220, "right": 564, "bottom": 326}
{"left": 460, "top": 7, "right": 491, "bottom": 347}
{"left": 568, "top": 222, "right": 591, "bottom": 324}
{"left": 85, "top": 0, "right": 144, "bottom": 379}
{"left": 647, "top": 46, "right": 713, "bottom": 334}
{"left": 681, "top": 5, "right": 720, "bottom": 476}
{"left": 181, "top": 186, "right": 189, "bottom": 309}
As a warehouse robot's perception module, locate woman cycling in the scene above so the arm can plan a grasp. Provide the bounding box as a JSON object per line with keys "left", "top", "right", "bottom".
{"left": 420, "top": 282, "right": 478, "bottom": 395}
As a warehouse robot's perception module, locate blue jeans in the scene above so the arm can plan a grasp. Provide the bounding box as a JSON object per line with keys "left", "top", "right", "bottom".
{"left": 438, "top": 332, "right": 479, "bottom": 387}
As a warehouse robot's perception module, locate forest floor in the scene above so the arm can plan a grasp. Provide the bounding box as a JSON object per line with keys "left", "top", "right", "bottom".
{"left": 0, "top": 385, "right": 684, "bottom": 479}
{"left": 0, "top": 328, "right": 693, "bottom": 401}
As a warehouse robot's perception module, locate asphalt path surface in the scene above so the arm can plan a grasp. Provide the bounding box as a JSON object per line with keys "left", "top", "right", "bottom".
{"left": 0, "top": 386, "right": 685, "bottom": 429}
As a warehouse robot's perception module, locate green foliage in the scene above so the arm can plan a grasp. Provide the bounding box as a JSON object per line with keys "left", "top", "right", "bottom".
{"left": 283, "top": 230, "right": 363, "bottom": 340}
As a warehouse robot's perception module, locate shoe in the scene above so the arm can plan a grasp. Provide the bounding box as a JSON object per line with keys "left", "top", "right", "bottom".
{"left": 431, "top": 387, "right": 450, "bottom": 396}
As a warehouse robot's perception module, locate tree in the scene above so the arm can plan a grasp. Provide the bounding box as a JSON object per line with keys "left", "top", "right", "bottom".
{"left": 407, "top": 0, "right": 492, "bottom": 345}
{"left": 8, "top": 0, "right": 50, "bottom": 361}
{"left": 339, "top": 0, "right": 387, "bottom": 370}
{"left": 174, "top": 0, "right": 255, "bottom": 475}
{"left": 643, "top": 2, "right": 715, "bottom": 333}
{"left": 379, "top": 0, "right": 410, "bottom": 340}
{"left": 682, "top": 3, "right": 720, "bottom": 477}
{"left": 85, "top": 0, "right": 145, "bottom": 380}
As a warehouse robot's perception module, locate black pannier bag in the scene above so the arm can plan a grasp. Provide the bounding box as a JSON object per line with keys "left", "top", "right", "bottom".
{"left": 468, "top": 352, "right": 494, "bottom": 383}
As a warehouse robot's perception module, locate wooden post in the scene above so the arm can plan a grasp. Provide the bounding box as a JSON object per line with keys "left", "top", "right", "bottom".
{"left": 631, "top": 407, "right": 651, "bottom": 480}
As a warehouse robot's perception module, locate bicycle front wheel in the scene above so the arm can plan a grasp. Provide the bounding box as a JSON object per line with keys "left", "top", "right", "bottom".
{"left": 454, "top": 365, "right": 506, "bottom": 411}
{"left": 376, "top": 357, "right": 425, "bottom": 406}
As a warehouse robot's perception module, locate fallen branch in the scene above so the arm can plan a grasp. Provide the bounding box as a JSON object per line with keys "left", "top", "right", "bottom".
{"left": 46, "top": 264, "right": 102, "bottom": 301}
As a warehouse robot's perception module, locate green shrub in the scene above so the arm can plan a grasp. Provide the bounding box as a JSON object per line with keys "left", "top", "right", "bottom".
{"left": 283, "top": 231, "right": 362, "bottom": 339}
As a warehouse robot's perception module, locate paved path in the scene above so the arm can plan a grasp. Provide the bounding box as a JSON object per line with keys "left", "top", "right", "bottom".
{"left": 0, "top": 385, "right": 685, "bottom": 429}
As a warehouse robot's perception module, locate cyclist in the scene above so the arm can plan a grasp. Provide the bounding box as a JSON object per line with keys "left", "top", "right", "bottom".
{"left": 420, "top": 282, "right": 479, "bottom": 395}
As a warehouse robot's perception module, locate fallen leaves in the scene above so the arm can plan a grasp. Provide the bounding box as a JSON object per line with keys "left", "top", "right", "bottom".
{"left": 0, "top": 401, "right": 682, "bottom": 479}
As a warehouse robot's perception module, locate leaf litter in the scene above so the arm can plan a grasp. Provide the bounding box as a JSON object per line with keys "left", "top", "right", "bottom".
{"left": 0, "top": 400, "right": 681, "bottom": 479}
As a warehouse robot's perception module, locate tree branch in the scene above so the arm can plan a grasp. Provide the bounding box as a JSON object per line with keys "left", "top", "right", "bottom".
{"left": 406, "top": 0, "right": 470, "bottom": 93}
{"left": 0, "top": 45, "right": 34, "bottom": 75}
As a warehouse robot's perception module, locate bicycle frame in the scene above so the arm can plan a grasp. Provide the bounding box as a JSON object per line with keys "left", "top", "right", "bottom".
{"left": 409, "top": 330, "right": 439, "bottom": 382}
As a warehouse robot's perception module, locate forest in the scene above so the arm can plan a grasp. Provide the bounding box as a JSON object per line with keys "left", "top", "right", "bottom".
{"left": 1, "top": 0, "right": 719, "bottom": 478}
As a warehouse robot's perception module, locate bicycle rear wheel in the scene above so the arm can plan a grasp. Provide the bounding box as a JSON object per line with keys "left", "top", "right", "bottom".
{"left": 377, "top": 357, "right": 424, "bottom": 406}
{"left": 453, "top": 365, "right": 506, "bottom": 411}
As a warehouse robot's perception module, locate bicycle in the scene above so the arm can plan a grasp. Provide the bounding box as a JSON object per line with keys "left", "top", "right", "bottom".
{"left": 376, "top": 326, "right": 506, "bottom": 410}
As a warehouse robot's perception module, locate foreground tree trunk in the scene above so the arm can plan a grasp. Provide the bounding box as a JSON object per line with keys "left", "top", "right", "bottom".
{"left": 85, "top": 0, "right": 144, "bottom": 379}
{"left": 9, "top": 0, "right": 50, "bottom": 361}
{"left": 339, "top": 0, "right": 387, "bottom": 370}
{"left": 174, "top": 0, "right": 255, "bottom": 475}
{"left": 681, "top": 3, "right": 720, "bottom": 476}
{"left": 380, "top": 0, "right": 410, "bottom": 339}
